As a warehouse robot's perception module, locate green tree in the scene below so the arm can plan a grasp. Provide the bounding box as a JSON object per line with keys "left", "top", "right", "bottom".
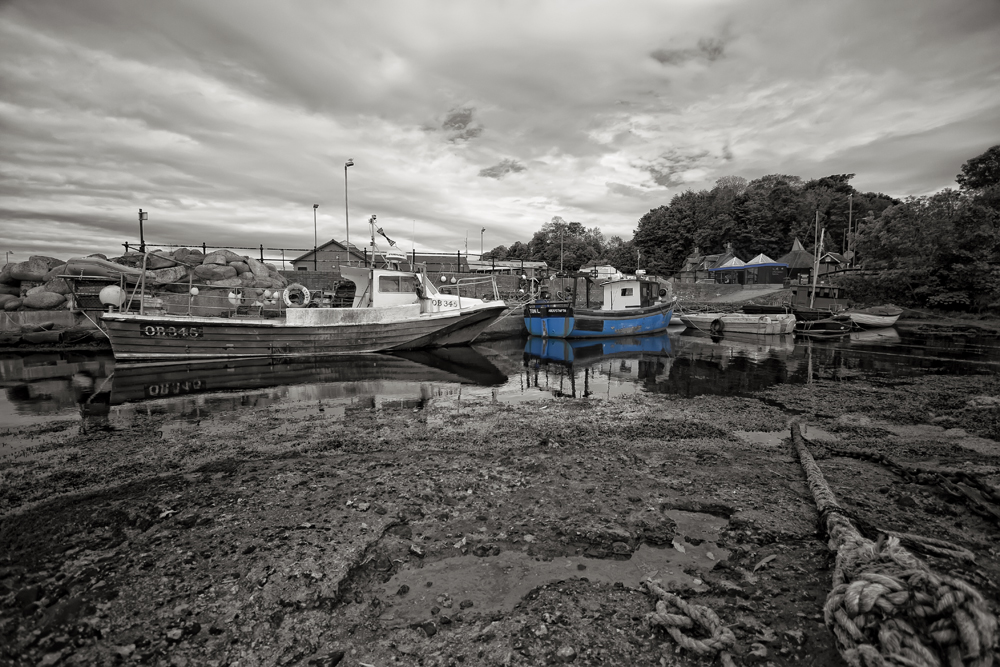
{"left": 956, "top": 145, "right": 1000, "bottom": 191}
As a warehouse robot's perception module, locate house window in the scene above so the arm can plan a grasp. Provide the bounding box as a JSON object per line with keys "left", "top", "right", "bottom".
{"left": 297, "top": 267, "right": 307, "bottom": 271}
{"left": 620, "top": 287, "right": 633, "bottom": 296}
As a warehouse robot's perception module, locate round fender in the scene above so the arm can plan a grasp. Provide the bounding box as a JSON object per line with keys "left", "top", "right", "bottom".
{"left": 710, "top": 318, "right": 725, "bottom": 335}
{"left": 282, "top": 283, "right": 311, "bottom": 308}
{"left": 658, "top": 288, "right": 667, "bottom": 297}
{"left": 227, "top": 289, "right": 245, "bottom": 307}
{"left": 759, "top": 315, "right": 771, "bottom": 324}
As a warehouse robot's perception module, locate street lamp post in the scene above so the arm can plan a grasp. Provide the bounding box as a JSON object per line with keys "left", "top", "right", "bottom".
{"left": 847, "top": 193, "right": 853, "bottom": 268}
{"left": 138, "top": 209, "right": 148, "bottom": 252}
{"left": 313, "top": 204, "right": 319, "bottom": 271}
{"left": 344, "top": 159, "right": 354, "bottom": 263}
{"left": 480, "top": 227, "right": 485, "bottom": 256}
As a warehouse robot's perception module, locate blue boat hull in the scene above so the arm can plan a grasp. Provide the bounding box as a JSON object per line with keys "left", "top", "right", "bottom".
{"left": 523, "top": 301, "right": 674, "bottom": 338}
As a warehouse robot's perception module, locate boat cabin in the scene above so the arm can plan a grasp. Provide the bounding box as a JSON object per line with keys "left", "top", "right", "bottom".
{"left": 790, "top": 283, "right": 848, "bottom": 311}
{"left": 600, "top": 277, "right": 658, "bottom": 311}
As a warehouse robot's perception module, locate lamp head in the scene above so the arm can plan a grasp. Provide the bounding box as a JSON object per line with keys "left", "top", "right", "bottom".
{"left": 345, "top": 159, "right": 354, "bottom": 168}
{"left": 313, "top": 204, "right": 319, "bottom": 209}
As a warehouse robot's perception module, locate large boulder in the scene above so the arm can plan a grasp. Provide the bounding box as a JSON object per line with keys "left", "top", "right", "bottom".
{"left": 23, "top": 292, "right": 66, "bottom": 309}
{"left": 203, "top": 252, "right": 229, "bottom": 266}
{"left": 214, "top": 249, "right": 246, "bottom": 263}
{"left": 9, "top": 257, "right": 51, "bottom": 282}
{"left": 0, "top": 263, "right": 16, "bottom": 285}
{"left": 3, "top": 298, "right": 21, "bottom": 311}
{"left": 146, "top": 251, "right": 178, "bottom": 270}
{"left": 193, "top": 265, "right": 228, "bottom": 281}
{"left": 147, "top": 266, "right": 190, "bottom": 285}
{"left": 0, "top": 284, "right": 19, "bottom": 296}
{"left": 172, "top": 247, "right": 194, "bottom": 263}
{"left": 42, "top": 264, "right": 68, "bottom": 281}
{"left": 229, "top": 261, "right": 250, "bottom": 275}
{"left": 207, "top": 277, "right": 242, "bottom": 288}
{"left": 0, "top": 294, "right": 18, "bottom": 308}
{"left": 247, "top": 257, "right": 271, "bottom": 278}
{"left": 40, "top": 278, "right": 73, "bottom": 295}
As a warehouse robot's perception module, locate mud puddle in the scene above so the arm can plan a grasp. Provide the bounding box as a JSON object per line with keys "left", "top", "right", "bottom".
{"left": 379, "top": 510, "right": 728, "bottom": 627}
{"left": 734, "top": 424, "right": 837, "bottom": 448}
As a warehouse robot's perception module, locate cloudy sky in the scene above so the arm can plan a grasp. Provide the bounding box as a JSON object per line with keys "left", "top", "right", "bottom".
{"left": 2, "top": 0, "right": 999, "bottom": 264}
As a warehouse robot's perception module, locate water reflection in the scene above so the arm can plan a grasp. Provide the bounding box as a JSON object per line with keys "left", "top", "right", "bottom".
{"left": 2, "top": 327, "right": 998, "bottom": 436}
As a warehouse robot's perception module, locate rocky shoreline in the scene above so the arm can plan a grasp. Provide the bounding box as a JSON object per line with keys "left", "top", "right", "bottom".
{"left": 1, "top": 366, "right": 999, "bottom": 666}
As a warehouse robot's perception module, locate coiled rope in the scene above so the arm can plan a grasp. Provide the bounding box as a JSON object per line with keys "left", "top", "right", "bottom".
{"left": 642, "top": 579, "right": 737, "bottom": 667}
{"left": 790, "top": 421, "right": 998, "bottom": 667}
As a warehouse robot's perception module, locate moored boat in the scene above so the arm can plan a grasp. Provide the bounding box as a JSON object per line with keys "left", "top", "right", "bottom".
{"left": 679, "top": 312, "right": 796, "bottom": 335}
{"left": 844, "top": 305, "right": 902, "bottom": 328}
{"left": 523, "top": 273, "right": 673, "bottom": 338}
{"left": 97, "top": 218, "right": 508, "bottom": 362}
{"left": 794, "top": 317, "right": 852, "bottom": 338}
{"left": 101, "top": 264, "right": 506, "bottom": 362}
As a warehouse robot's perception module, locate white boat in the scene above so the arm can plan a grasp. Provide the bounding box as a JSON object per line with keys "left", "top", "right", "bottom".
{"left": 845, "top": 305, "right": 902, "bottom": 328}
{"left": 679, "top": 312, "right": 796, "bottom": 335}
{"left": 90, "top": 217, "right": 508, "bottom": 362}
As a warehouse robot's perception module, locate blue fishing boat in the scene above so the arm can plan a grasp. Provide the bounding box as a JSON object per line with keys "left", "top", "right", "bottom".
{"left": 523, "top": 274, "right": 674, "bottom": 338}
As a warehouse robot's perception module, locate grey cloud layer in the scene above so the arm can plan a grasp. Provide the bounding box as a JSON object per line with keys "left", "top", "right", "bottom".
{"left": 0, "top": 0, "right": 998, "bottom": 260}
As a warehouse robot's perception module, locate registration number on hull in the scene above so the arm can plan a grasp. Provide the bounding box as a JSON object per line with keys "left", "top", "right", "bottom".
{"left": 140, "top": 325, "right": 203, "bottom": 338}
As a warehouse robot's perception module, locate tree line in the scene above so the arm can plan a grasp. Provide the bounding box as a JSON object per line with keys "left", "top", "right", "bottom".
{"left": 482, "top": 145, "right": 1000, "bottom": 311}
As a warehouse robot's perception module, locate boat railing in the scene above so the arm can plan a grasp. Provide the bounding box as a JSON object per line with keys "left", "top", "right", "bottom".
{"left": 66, "top": 272, "right": 290, "bottom": 318}
{"left": 438, "top": 275, "right": 502, "bottom": 307}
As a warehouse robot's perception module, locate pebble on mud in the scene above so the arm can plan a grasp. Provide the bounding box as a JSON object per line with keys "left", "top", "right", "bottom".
{"left": 555, "top": 645, "right": 577, "bottom": 662}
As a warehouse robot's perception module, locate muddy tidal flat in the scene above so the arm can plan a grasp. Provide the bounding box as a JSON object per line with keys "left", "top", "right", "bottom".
{"left": 2, "top": 371, "right": 999, "bottom": 667}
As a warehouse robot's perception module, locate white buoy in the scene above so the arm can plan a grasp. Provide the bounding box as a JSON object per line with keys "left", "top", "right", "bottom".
{"left": 98, "top": 285, "right": 125, "bottom": 307}
{"left": 189, "top": 287, "right": 199, "bottom": 296}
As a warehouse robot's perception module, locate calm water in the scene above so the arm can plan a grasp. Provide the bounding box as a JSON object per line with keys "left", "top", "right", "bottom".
{"left": 2, "top": 325, "right": 998, "bottom": 455}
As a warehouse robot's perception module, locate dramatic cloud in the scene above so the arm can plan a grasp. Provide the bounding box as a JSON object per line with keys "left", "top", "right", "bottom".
{"left": 651, "top": 37, "right": 727, "bottom": 66}
{"left": 479, "top": 159, "right": 526, "bottom": 180}
{"left": 0, "top": 0, "right": 998, "bottom": 262}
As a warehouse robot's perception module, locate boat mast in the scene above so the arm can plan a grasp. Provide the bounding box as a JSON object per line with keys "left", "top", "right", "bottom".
{"left": 809, "top": 209, "right": 824, "bottom": 309}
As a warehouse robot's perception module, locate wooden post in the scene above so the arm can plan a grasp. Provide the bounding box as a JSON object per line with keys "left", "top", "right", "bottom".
{"left": 260, "top": 245, "right": 264, "bottom": 262}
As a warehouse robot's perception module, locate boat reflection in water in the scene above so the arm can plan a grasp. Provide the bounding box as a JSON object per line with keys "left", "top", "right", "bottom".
{"left": 522, "top": 334, "right": 675, "bottom": 399}
{"left": 79, "top": 347, "right": 508, "bottom": 421}
{"left": 664, "top": 331, "right": 797, "bottom": 397}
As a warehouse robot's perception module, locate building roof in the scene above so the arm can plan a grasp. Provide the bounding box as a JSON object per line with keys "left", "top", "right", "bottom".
{"left": 291, "top": 239, "right": 366, "bottom": 263}
{"left": 778, "top": 237, "right": 815, "bottom": 270}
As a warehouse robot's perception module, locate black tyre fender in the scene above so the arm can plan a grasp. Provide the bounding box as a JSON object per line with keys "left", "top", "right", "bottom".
{"left": 710, "top": 318, "right": 725, "bottom": 335}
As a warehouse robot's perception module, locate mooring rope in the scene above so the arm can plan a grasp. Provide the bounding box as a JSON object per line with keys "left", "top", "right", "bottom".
{"left": 642, "top": 579, "right": 737, "bottom": 667}
{"left": 790, "top": 421, "right": 998, "bottom": 667}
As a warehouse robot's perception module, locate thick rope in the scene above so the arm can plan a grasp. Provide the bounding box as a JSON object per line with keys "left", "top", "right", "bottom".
{"left": 643, "top": 579, "right": 737, "bottom": 667}
{"left": 790, "top": 421, "right": 998, "bottom": 667}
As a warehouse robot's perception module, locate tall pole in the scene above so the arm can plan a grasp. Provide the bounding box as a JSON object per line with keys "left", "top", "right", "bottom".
{"left": 344, "top": 159, "right": 354, "bottom": 264}
{"left": 480, "top": 227, "right": 485, "bottom": 256}
{"left": 560, "top": 227, "right": 564, "bottom": 273}
{"left": 313, "top": 203, "right": 319, "bottom": 271}
{"left": 138, "top": 209, "right": 147, "bottom": 253}
{"left": 847, "top": 193, "right": 853, "bottom": 268}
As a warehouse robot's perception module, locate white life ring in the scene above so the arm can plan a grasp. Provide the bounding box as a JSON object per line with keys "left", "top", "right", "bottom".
{"left": 282, "top": 284, "right": 310, "bottom": 308}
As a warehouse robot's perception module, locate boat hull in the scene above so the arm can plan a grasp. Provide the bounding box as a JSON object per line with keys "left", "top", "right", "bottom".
{"left": 522, "top": 301, "right": 673, "bottom": 338}
{"left": 846, "top": 310, "right": 901, "bottom": 328}
{"left": 102, "top": 304, "right": 507, "bottom": 361}
{"left": 795, "top": 317, "right": 852, "bottom": 337}
{"left": 680, "top": 313, "right": 796, "bottom": 335}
